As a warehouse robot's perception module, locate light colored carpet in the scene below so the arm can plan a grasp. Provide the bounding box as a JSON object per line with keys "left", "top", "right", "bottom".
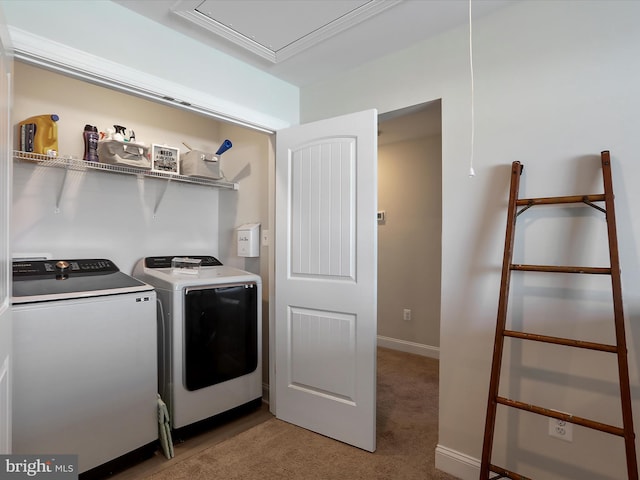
{"left": 144, "top": 348, "right": 457, "bottom": 480}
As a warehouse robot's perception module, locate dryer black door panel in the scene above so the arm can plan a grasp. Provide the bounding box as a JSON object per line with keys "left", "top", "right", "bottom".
{"left": 184, "top": 283, "right": 258, "bottom": 391}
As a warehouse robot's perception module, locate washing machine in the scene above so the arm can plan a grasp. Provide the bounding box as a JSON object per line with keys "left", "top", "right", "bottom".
{"left": 12, "top": 258, "right": 158, "bottom": 475}
{"left": 133, "top": 255, "right": 262, "bottom": 431}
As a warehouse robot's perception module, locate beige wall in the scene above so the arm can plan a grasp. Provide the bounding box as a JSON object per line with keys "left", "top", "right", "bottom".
{"left": 377, "top": 134, "right": 442, "bottom": 350}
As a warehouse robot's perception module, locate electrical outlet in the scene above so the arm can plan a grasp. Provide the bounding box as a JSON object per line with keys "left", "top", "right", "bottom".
{"left": 403, "top": 309, "right": 411, "bottom": 321}
{"left": 549, "top": 417, "right": 573, "bottom": 442}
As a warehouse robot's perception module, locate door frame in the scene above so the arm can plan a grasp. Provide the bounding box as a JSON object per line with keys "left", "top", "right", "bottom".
{"left": 0, "top": 7, "right": 13, "bottom": 453}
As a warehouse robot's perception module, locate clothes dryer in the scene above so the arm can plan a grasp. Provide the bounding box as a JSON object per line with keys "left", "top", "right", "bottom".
{"left": 133, "top": 256, "right": 262, "bottom": 431}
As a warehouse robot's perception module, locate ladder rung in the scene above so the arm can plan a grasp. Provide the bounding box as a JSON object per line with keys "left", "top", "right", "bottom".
{"left": 496, "top": 396, "right": 626, "bottom": 436}
{"left": 503, "top": 330, "right": 618, "bottom": 353}
{"left": 490, "top": 464, "right": 533, "bottom": 480}
{"left": 511, "top": 264, "right": 611, "bottom": 274}
{"left": 516, "top": 194, "right": 605, "bottom": 206}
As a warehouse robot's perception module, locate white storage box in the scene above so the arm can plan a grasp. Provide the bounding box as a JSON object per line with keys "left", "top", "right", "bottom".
{"left": 97, "top": 140, "right": 150, "bottom": 169}
{"left": 180, "top": 149, "right": 221, "bottom": 179}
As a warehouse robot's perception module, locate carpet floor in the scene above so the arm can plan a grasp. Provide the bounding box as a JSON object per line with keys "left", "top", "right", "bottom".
{"left": 143, "top": 347, "right": 458, "bottom": 480}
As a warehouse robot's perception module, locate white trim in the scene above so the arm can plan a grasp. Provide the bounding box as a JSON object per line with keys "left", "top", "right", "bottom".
{"left": 0, "top": 20, "right": 11, "bottom": 319}
{"left": 377, "top": 335, "right": 439, "bottom": 359}
{"left": 172, "top": 5, "right": 276, "bottom": 63}
{"left": 7, "top": 27, "right": 286, "bottom": 133}
{"left": 435, "top": 444, "right": 480, "bottom": 480}
{"left": 0, "top": 356, "right": 11, "bottom": 453}
{"left": 267, "top": 135, "right": 277, "bottom": 417}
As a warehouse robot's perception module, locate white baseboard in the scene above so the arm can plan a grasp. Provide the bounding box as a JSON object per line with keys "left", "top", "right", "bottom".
{"left": 377, "top": 335, "right": 439, "bottom": 359}
{"left": 435, "top": 444, "right": 480, "bottom": 480}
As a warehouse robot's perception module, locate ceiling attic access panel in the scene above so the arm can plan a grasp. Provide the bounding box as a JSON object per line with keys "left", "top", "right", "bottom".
{"left": 172, "top": 0, "right": 401, "bottom": 63}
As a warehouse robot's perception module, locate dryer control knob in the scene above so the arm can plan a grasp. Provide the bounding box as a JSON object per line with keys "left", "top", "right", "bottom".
{"left": 55, "top": 260, "right": 70, "bottom": 271}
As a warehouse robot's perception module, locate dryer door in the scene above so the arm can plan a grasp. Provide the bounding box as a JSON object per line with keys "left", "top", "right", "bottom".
{"left": 184, "top": 282, "right": 258, "bottom": 391}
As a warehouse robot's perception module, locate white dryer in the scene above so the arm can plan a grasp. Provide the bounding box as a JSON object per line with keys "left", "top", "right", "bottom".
{"left": 133, "top": 256, "right": 262, "bottom": 432}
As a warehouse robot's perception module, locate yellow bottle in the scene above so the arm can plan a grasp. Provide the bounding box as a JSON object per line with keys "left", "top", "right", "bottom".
{"left": 18, "top": 114, "right": 59, "bottom": 156}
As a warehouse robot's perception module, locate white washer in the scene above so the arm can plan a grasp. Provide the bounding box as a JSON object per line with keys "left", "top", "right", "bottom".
{"left": 133, "top": 256, "right": 262, "bottom": 431}
{"left": 12, "top": 258, "right": 158, "bottom": 475}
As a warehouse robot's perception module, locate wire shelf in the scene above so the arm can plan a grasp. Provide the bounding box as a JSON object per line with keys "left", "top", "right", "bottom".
{"left": 13, "top": 150, "right": 239, "bottom": 190}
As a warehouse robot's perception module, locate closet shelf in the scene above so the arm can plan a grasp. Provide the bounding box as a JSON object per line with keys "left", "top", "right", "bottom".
{"left": 13, "top": 150, "right": 239, "bottom": 190}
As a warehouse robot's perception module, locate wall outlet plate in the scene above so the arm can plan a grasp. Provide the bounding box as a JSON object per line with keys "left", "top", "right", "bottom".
{"left": 549, "top": 416, "right": 573, "bottom": 442}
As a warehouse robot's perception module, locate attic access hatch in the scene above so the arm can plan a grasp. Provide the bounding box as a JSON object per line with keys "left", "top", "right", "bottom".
{"left": 171, "top": 0, "right": 401, "bottom": 63}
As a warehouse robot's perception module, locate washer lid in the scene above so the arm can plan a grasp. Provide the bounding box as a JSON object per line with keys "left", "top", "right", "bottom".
{"left": 12, "top": 259, "right": 153, "bottom": 304}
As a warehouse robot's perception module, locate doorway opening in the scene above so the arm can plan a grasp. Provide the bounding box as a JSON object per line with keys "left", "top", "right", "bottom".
{"left": 377, "top": 99, "right": 442, "bottom": 358}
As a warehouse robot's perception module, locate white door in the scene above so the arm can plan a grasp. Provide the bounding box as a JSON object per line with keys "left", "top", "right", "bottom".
{"left": 0, "top": 8, "right": 13, "bottom": 454}
{"left": 275, "top": 109, "right": 378, "bottom": 452}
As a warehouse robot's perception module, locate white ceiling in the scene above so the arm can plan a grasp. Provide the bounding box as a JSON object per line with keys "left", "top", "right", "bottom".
{"left": 114, "top": 0, "right": 513, "bottom": 87}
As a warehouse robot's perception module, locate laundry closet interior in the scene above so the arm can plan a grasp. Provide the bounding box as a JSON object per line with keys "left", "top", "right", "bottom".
{"left": 11, "top": 60, "right": 273, "bottom": 475}
{"left": 13, "top": 62, "right": 272, "bottom": 282}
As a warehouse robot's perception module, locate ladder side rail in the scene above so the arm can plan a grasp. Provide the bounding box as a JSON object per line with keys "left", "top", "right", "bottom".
{"left": 480, "top": 161, "right": 524, "bottom": 479}
{"left": 601, "top": 151, "right": 638, "bottom": 479}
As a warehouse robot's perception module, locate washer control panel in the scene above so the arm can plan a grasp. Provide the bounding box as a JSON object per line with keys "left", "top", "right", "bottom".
{"left": 13, "top": 259, "right": 119, "bottom": 278}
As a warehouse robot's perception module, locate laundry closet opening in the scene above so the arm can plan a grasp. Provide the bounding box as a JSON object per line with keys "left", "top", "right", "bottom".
{"left": 377, "top": 100, "right": 442, "bottom": 359}
{"left": 11, "top": 59, "right": 274, "bottom": 411}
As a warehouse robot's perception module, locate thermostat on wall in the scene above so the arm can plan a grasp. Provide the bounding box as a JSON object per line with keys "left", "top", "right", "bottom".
{"left": 237, "top": 223, "right": 260, "bottom": 257}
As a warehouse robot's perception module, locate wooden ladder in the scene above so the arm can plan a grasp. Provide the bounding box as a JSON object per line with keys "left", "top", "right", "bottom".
{"left": 479, "top": 151, "right": 638, "bottom": 480}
